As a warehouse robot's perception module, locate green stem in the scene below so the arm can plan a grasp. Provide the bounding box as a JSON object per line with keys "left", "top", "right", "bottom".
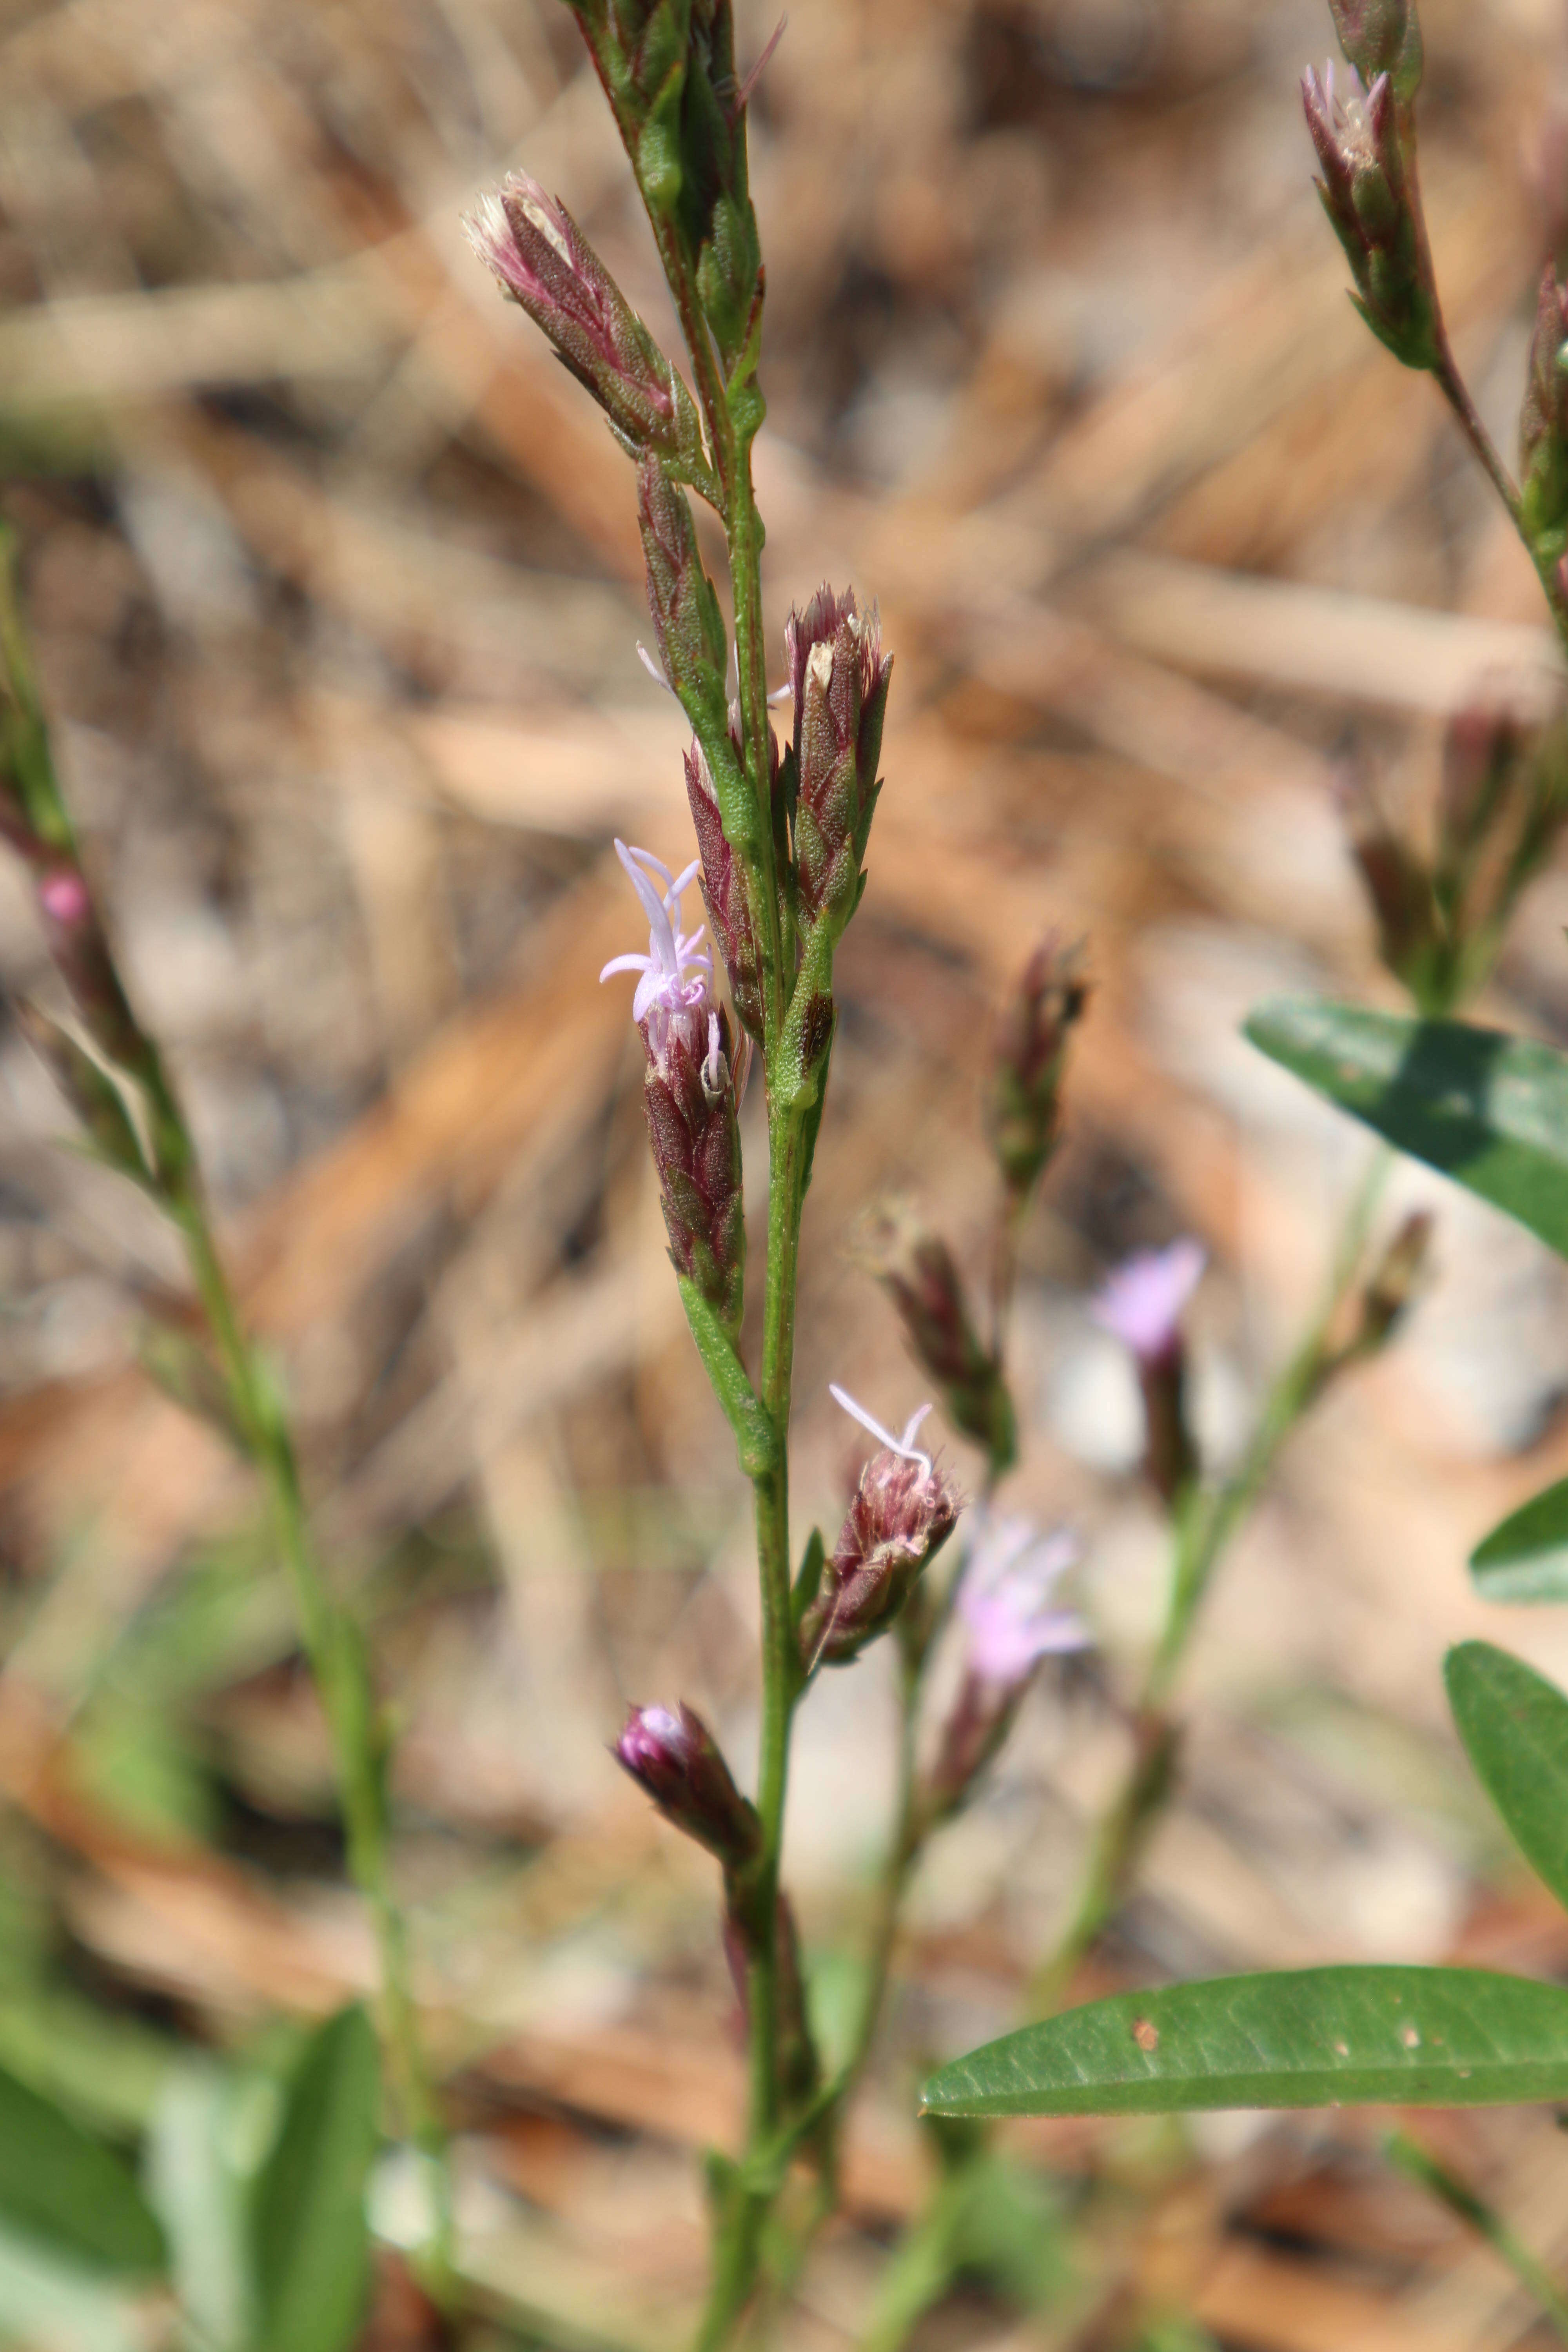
{"left": 1385, "top": 2130, "right": 1568, "bottom": 2346}
{"left": 1025, "top": 1144, "right": 1391, "bottom": 2016}
{"left": 176, "top": 1199, "right": 455, "bottom": 2301}
{"left": 1428, "top": 330, "right": 1568, "bottom": 655}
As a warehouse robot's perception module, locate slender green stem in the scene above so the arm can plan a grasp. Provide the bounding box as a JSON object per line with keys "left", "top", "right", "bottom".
{"left": 1386, "top": 2130, "right": 1568, "bottom": 2346}
{"left": 1428, "top": 328, "right": 1568, "bottom": 656}
{"left": 176, "top": 1198, "right": 455, "bottom": 2299}
{"left": 1025, "top": 1145, "right": 1391, "bottom": 2016}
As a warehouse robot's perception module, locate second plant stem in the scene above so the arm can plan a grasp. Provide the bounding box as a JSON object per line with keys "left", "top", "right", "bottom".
{"left": 177, "top": 1196, "right": 454, "bottom": 2296}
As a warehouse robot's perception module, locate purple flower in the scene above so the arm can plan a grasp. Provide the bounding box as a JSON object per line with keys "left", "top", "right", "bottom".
{"left": 959, "top": 1516, "right": 1087, "bottom": 1690}
{"left": 613, "top": 1700, "right": 761, "bottom": 1867}
{"left": 1090, "top": 1239, "right": 1205, "bottom": 1368}
{"left": 798, "top": 1386, "right": 962, "bottom": 1668}
{"left": 600, "top": 838, "right": 714, "bottom": 1062}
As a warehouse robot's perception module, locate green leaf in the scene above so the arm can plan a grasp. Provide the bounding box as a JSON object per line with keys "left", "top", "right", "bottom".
{"left": 1245, "top": 998, "right": 1568, "bottom": 1257}
{"left": 920, "top": 1967, "right": 1568, "bottom": 2117}
{"left": 248, "top": 2005, "right": 381, "bottom": 2352}
{"left": 1470, "top": 1479, "right": 1568, "bottom": 1603}
{"left": 1445, "top": 1642, "right": 1568, "bottom": 1911}
{"left": 147, "top": 2064, "right": 252, "bottom": 2352}
{"left": 0, "top": 2062, "right": 165, "bottom": 2275}
{"left": 0, "top": 2218, "right": 147, "bottom": 2352}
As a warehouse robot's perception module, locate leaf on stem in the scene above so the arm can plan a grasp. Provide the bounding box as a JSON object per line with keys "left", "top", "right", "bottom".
{"left": 1470, "top": 1478, "right": 1568, "bottom": 1603}
{"left": 920, "top": 1967, "right": 1568, "bottom": 2116}
{"left": 248, "top": 2004, "right": 381, "bottom": 2352}
{"left": 0, "top": 2062, "right": 165, "bottom": 2276}
{"left": 1245, "top": 997, "right": 1568, "bottom": 1258}
{"left": 1445, "top": 1641, "right": 1568, "bottom": 1912}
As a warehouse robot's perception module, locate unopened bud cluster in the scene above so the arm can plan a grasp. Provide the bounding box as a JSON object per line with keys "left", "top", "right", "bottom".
{"left": 1339, "top": 699, "right": 1568, "bottom": 1016}
{"left": 1301, "top": 60, "right": 1439, "bottom": 372}
{"left": 988, "top": 936, "right": 1087, "bottom": 1205}
{"left": 858, "top": 1203, "right": 1015, "bottom": 1472}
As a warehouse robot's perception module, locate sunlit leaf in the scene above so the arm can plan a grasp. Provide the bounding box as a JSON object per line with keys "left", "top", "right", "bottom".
{"left": 1245, "top": 998, "right": 1568, "bottom": 1258}
{"left": 1470, "top": 1479, "right": 1568, "bottom": 1604}
{"left": 1446, "top": 1642, "right": 1568, "bottom": 1913}
{"left": 921, "top": 1967, "right": 1568, "bottom": 2117}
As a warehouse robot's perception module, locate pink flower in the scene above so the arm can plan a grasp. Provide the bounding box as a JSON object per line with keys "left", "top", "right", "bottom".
{"left": 37, "top": 868, "right": 91, "bottom": 928}
{"left": 600, "top": 839, "right": 714, "bottom": 1061}
{"left": 1090, "top": 1238, "right": 1205, "bottom": 1367}
{"left": 959, "top": 1516, "right": 1086, "bottom": 1690}
{"left": 799, "top": 1385, "right": 962, "bottom": 1668}
{"left": 613, "top": 1700, "right": 760, "bottom": 1867}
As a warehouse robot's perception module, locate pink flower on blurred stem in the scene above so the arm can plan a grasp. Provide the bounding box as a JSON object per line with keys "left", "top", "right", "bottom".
{"left": 959, "top": 1516, "right": 1087, "bottom": 1690}
{"left": 600, "top": 838, "right": 713, "bottom": 1062}
{"left": 37, "top": 868, "right": 91, "bottom": 927}
{"left": 1090, "top": 1238, "right": 1205, "bottom": 1368}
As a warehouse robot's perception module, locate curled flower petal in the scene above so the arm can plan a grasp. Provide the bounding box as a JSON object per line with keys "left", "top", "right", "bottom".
{"left": 1090, "top": 1238, "right": 1205, "bottom": 1367}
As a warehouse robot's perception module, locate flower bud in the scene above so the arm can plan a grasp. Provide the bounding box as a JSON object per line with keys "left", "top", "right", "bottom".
{"left": 1328, "top": 0, "right": 1422, "bottom": 107}
{"left": 643, "top": 1000, "right": 746, "bottom": 1339}
{"left": 464, "top": 174, "right": 709, "bottom": 479}
{"left": 1355, "top": 1208, "right": 1433, "bottom": 1352}
{"left": 785, "top": 587, "right": 892, "bottom": 940}
{"left": 924, "top": 1520, "right": 1087, "bottom": 1824}
{"left": 1091, "top": 1241, "right": 1205, "bottom": 1506}
{"left": 1522, "top": 270, "right": 1568, "bottom": 564}
{"left": 615, "top": 1702, "right": 762, "bottom": 1868}
{"left": 857, "top": 1202, "right": 1016, "bottom": 1472}
{"left": 986, "top": 935, "right": 1087, "bottom": 1204}
{"left": 1439, "top": 695, "right": 1531, "bottom": 862}
{"left": 799, "top": 1388, "right": 962, "bottom": 1669}
{"left": 684, "top": 739, "right": 764, "bottom": 1040}
{"left": 638, "top": 457, "right": 728, "bottom": 713}
{"left": 1301, "top": 64, "right": 1440, "bottom": 372}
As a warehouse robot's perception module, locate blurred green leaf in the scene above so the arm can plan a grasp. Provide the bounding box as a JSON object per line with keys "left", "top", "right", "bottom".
{"left": 147, "top": 2064, "right": 252, "bottom": 2352}
{"left": 0, "top": 2061, "right": 165, "bottom": 2274}
{"left": 248, "top": 2004, "right": 380, "bottom": 2352}
{"left": 1245, "top": 998, "right": 1568, "bottom": 1256}
{"left": 1445, "top": 1642, "right": 1568, "bottom": 1912}
{"left": 1470, "top": 1479, "right": 1568, "bottom": 1603}
{"left": 0, "top": 2218, "right": 147, "bottom": 2352}
{"left": 947, "top": 2149, "right": 1068, "bottom": 2307}
{"left": 921, "top": 1968, "right": 1568, "bottom": 2117}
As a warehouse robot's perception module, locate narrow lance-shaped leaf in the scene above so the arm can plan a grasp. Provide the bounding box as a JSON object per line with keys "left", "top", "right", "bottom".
{"left": 1445, "top": 1642, "right": 1568, "bottom": 1914}
{"left": 921, "top": 1967, "right": 1568, "bottom": 2118}
{"left": 0, "top": 2063, "right": 165, "bottom": 2277}
{"left": 1470, "top": 1478, "right": 1568, "bottom": 1604}
{"left": 1245, "top": 997, "right": 1568, "bottom": 1259}
{"left": 248, "top": 2004, "right": 381, "bottom": 2352}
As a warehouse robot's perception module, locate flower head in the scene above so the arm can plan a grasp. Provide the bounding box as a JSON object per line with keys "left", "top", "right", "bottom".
{"left": 1091, "top": 1239, "right": 1205, "bottom": 1368}
{"left": 959, "top": 1516, "right": 1087, "bottom": 1690}
{"left": 799, "top": 1385, "right": 962, "bottom": 1668}
{"left": 600, "top": 839, "right": 713, "bottom": 1062}
{"left": 613, "top": 1700, "right": 761, "bottom": 1867}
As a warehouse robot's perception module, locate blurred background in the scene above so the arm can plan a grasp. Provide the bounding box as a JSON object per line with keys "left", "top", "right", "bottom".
{"left": 8, "top": 0, "right": 1568, "bottom": 2342}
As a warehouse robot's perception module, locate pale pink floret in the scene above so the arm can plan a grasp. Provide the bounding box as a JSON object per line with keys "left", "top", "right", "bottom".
{"left": 1090, "top": 1238, "right": 1205, "bottom": 1366}
{"left": 600, "top": 838, "right": 713, "bottom": 1058}
{"left": 959, "top": 1516, "right": 1086, "bottom": 1688}
{"left": 38, "top": 869, "right": 91, "bottom": 927}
